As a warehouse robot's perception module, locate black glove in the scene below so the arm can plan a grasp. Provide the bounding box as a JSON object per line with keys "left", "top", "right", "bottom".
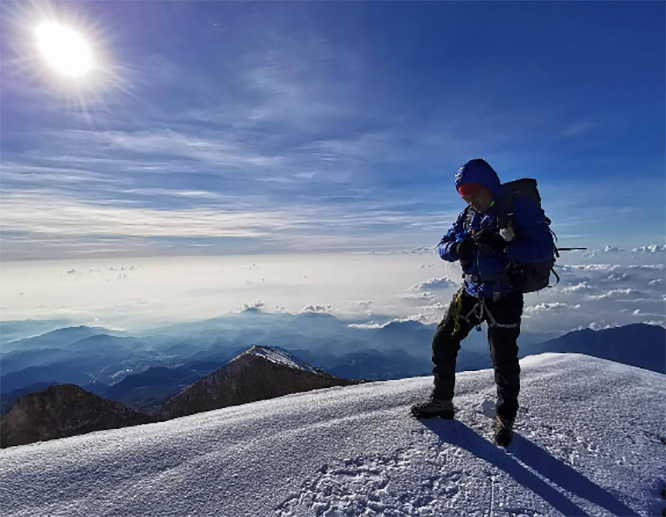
{"left": 473, "top": 229, "right": 507, "bottom": 253}
{"left": 455, "top": 239, "right": 477, "bottom": 260}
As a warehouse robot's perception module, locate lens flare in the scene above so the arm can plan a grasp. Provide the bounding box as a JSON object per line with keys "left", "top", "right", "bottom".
{"left": 35, "top": 21, "right": 93, "bottom": 77}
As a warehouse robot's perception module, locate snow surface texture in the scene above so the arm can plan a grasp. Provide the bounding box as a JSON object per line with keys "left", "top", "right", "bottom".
{"left": 0, "top": 353, "right": 664, "bottom": 517}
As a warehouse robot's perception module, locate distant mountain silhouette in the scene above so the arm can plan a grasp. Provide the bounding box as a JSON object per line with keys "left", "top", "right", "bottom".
{"left": 377, "top": 320, "right": 434, "bottom": 337}
{"left": 3, "top": 326, "right": 107, "bottom": 352}
{"left": 0, "top": 384, "right": 154, "bottom": 448}
{"left": 327, "top": 349, "right": 431, "bottom": 380}
{"left": 162, "top": 345, "right": 360, "bottom": 419}
{"left": 326, "top": 347, "right": 492, "bottom": 381}
{"left": 67, "top": 334, "right": 143, "bottom": 353}
{"left": 0, "top": 334, "right": 168, "bottom": 396}
{"left": 1, "top": 353, "right": 135, "bottom": 393}
{"left": 0, "top": 319, "right": 71, "bottom": 345}
{"left": 1, "top": 348, "right": 71, "bottom": 376}
{"left": 105, "top": 361, "right": 226, "bottom": 408}
{"left": 522, "top": 324, "right": 665, "bottom": 373}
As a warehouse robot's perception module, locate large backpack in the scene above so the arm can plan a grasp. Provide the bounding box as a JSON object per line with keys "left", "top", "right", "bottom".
{"left": 497, "top": 178, "right": 559, "bottom": 293}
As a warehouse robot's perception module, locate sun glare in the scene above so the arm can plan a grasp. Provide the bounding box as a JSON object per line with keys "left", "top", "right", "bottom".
{"left": 4, "top": 1, "right": 129, "bottom": 114}
{"left": 35, "top": 21, "right": 93, "bottom": 77}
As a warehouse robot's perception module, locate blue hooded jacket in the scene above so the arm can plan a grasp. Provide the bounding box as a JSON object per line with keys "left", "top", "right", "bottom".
{"left": 439, "top": 159, "right": 555, "bottom": 298}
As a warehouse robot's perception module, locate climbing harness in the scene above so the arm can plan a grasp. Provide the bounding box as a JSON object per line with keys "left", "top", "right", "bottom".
{"left": 474, "top": 297, "right": 520, "bottom": 330}
{"left": 450, "top": 292, "right": 520, "bottom": 337}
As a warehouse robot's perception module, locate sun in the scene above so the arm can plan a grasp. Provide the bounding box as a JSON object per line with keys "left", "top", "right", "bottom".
{"left": 3, "top": 1, "right": 130, "bottom": 113}
{"left": 35, "top": 21, "right": 94, "bottom": 77}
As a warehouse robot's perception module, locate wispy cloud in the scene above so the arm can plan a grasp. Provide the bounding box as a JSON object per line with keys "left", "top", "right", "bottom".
{"left": 561, "top": 121, "right": 595, "bottom": 138}
{"left": 1, "top": 191, "right": 278, "bottom": 238}
{"left": 0, "top": 191, "right": 459, "bottom": 258}
{"left": 81, "top": 129, "right": 285, "bottom": 169}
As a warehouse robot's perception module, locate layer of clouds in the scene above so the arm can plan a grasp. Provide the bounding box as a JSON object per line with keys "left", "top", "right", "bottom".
{"left": 1, "top": 246, "right": 664, "bottom": 336}
{"left": 631, "top": 245, "right": 665, "bottom": 253}
{"left": 587, "top": 289, "right": 643, "bottom": 301}
{"left": 347, "top": 321, "right": 385, "bottom": 330}
{"left": 576, "top": 244, "right": 666, "bottom": 259}
{"left": 561, "top": 282, "right": 594, "bottom": 293}
{"left": 523, "top": 302, "right": 581, "bottom": 315}
{"left": 411, "top": 276, "right": 456, "bottom": 291}
{"left": 351, "top": 300, "right": 373, "bottom": 308}
{"left": 398, "top": 291, "right": 437, "bottom": 303}
{"left": 526, "top": 250, "right": 665, "bottom": 334}
{"left": 236, "top": 300, "right": 266, "bottom": 312}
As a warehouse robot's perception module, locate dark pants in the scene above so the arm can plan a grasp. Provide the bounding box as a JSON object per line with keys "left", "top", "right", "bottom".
{"left": 431, "top": 287, "right": 524, "bottom": 420}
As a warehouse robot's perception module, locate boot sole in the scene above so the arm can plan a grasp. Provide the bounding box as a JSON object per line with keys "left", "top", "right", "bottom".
{"left": 495, "top": 431, "right": 514, "bottom": 448}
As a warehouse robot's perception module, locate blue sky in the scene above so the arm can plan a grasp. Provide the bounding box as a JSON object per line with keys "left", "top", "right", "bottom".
{"left": 2, "top": 1, "right": 664, "bottom": 260}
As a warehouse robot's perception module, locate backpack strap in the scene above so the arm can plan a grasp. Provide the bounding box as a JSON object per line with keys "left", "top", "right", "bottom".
{"left": 461, "top": 205, "right": 474, "bottom": 233}
{"left": 496, "top": 192, "right": 518, "bottom": 233}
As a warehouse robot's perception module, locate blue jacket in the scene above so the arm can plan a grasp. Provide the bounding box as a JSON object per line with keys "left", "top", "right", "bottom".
{"left": 439, "top": 160, "right": 555, "bottom": 298}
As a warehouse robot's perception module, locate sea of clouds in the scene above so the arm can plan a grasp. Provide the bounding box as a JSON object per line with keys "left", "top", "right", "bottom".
{"left": 1, "top": 244, "right": 663, "bottom": 337}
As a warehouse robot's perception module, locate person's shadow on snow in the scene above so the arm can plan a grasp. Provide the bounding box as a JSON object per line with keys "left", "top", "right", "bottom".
{"left": 423, "top": 419, "right": 638, "bottom": 517}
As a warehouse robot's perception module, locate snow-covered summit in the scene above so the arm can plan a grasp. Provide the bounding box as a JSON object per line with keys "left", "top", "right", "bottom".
{"left": 1, "top": 353, "right": 663, "bottom": 516}
{"left": 161, "top": 345, "right": 357, "bottom": 419}
{"left": 243, "top": 344, "right": 326, "bottom": 375}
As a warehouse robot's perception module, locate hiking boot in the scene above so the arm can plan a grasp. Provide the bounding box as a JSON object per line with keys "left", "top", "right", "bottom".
{"left": 494, "top": 415, "right": 514, "bottom": 448}
{"left": 410, "top": 397, "right": 455, "bottom": 419}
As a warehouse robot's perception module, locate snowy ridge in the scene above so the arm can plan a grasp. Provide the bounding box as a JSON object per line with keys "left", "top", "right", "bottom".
{"left": 0, "top": 353, "right": 664, "bottom": 516}
{"left": 244, "top": 345, "right": 326, "bottom": 375}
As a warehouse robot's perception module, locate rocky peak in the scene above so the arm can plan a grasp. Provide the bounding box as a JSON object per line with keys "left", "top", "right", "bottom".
{"left": 162, "top": 346, "right": 359, "bottom": 419}
{"left": 0, "top": 384, "right": 154, "bottom": 448}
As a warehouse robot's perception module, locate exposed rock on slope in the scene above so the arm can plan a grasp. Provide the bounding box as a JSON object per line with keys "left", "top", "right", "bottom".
{"left": 162, "top": 345, "right": 360, "bottom": 419}
{"left": 0, "top": 384, "right": 154, "bottom": 448}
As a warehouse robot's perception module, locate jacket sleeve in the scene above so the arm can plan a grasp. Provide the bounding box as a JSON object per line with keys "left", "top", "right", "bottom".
{"left": 438, "top": 210, "right": 466, "bottom": 261}
{"left": 504, "top": 197, "right": 555, "bottom": 264}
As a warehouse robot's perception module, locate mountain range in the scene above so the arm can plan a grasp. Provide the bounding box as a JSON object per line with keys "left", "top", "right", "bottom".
{"left": 2, "top": 318, "right": 664, "bottom": 447}
{"left": 0, "top": 309, "right": 666, "bottom": 428}
{"left": 2, "top": 315, "right": 663, "bottom": 415}
{"left": 521, "top": 323, "right": 666, "bottom": 373}
{"left": 1, "top": 315, "right": 663, "bottom": 418}
{"left": 0, "top": 345, "right": 357, "bottom": 447}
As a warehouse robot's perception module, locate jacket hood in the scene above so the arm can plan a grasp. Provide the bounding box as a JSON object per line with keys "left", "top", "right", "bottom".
{"left": 455, "top": 159, "right": 502, "bottom": 197}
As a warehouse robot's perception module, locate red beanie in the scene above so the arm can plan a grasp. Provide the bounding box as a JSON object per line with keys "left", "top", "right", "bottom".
{"left": 458, "top": 183, "right": 486, "bottom": 197}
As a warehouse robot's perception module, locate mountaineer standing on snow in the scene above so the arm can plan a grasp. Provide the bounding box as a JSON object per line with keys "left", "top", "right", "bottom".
{"left": 411, "top": 159, "right": 556, "bottom": 447}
